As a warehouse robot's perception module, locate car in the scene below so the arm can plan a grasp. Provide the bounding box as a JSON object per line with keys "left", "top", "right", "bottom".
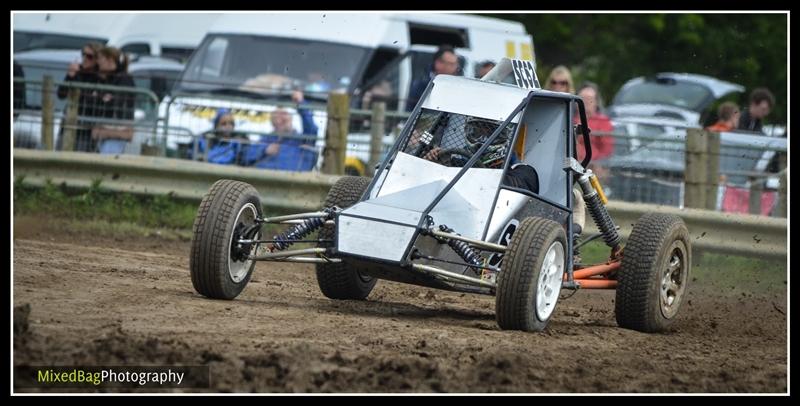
{"left": 13, "top": 48, "right": 184, "bottom": 152}
{"left": 608, "top": 72, "right": 745, "bottom": 130}
{"left": 187, "top": 58, "right": 692, "bottom": 334}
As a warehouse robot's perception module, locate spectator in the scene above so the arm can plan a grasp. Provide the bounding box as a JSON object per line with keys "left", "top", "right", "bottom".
{"left": 705, "top": 102, "right": 741, "bottom": 132}
{"left": 361, "top": 79, "right": 393, "bottom": 110}
{"left": 405, "top": 45, "right": 460, "bottom": 111}
{"left": 738, "top": 87, "right": 775, "bottom": 133}
{"left": 476, "top": 60, "right": 496, "bottom": 79}
{"left": 546, "top": 67, "right": 585, "bottom": 247}
{"left": 574, "top": 81, "right": 614, "bottom": 162}
{"left": 90, "top": 46, "right": 136, "bottom": 155}
{"left": 545, "top": 65, "right": 575, "bottom": 94}
{"left": 243, "top": 90, "right": 319, "bottom": 171}
{"left": 56, "top": 42, "right": 102, "bottom": 152}
{"left": 194, "top": 109, "right": 248, "bottom": 165}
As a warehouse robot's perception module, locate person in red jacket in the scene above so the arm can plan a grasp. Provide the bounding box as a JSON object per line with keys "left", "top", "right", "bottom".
{"left": 574, "top": 81, "right": 615, "bottom": 162}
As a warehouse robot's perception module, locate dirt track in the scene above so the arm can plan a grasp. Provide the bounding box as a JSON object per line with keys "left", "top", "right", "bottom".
{"left": 13, "top": 225, "right": 787, "bottom": 393}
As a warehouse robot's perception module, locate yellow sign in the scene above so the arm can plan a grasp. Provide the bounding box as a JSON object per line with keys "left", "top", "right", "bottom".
{"left": 505, "top": 41, "right": 517, "bottom": 59}
{"left": 520, "top": 43, "right": 533, "bottom": 61}
{"left": 180, "top": 104, "right": 272, "bottom": 123}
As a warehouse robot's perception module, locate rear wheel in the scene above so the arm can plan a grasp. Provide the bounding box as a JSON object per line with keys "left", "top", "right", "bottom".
{"left": 190, "top": 180, "right": 263, "bottom": 300}
{"left": 615, "top": 213, "right": 691, "bottom": 333}
{"left": 496, "top": 217, "right": 567, "bottom": 332}
{"left": 315, "top": 176, "right": 377, "bottom": 300}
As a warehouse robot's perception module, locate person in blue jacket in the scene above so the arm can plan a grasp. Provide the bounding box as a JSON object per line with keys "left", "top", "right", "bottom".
{"left": 193, "top": 109, "right": 247, "bottom": 165}
{"left": 243, "top": 91, "right": 319, "bottom": 171}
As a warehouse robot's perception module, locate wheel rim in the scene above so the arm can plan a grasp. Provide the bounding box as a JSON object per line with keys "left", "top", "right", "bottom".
{"left": 660, "top": 241, "right": 688, "bottom": 319}
{"left": 228, "top": 203, "right": 259, "bottom": 283}
{"left": 536, "top": 241, "right": 565, "bottom": 321}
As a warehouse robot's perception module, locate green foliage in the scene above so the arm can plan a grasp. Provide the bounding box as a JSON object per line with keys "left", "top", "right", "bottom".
{"left": 13, "top": 181, "right": 198, "bottom": 230}
{"left": 13, "top": 182, "right": 288, "bottom": 237}
{"left": 489, "top": 13, "right": 787, "bottom": 124}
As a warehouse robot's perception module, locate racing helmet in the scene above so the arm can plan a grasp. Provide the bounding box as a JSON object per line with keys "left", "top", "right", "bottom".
{"left": 464, "top": 117, "right": 512, "bottom": 168}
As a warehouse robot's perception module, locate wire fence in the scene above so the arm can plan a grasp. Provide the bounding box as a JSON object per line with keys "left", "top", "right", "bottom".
{"left": 590, "top": 125, "right": 787, "bottom": 217}
{"left": 13, "top": 77, "right": 161, "bottom": 155}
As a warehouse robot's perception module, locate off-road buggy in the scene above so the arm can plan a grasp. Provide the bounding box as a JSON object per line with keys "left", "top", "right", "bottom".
{"left": 189, "top": 58, "right": 690, "bottom": 332}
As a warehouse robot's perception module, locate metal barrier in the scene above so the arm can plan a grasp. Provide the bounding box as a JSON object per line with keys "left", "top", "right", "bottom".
{"left": 13, "top": 149, "right": 338, "bottom": 212}
{"left": 14, "top": 149, "right": 786, "bottom": 260}
{"left": 584, "top": 200, "right": 787, "bottom": 260}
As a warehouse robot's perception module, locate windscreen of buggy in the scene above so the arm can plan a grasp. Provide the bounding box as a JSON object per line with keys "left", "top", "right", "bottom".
{"left": 400, "top": 108, "right": 516, "bottom": 169}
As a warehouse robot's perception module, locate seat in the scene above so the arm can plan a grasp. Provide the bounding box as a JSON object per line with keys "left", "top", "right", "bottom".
{"left": 504, "top": 163, "right": 539, "bottom": 194}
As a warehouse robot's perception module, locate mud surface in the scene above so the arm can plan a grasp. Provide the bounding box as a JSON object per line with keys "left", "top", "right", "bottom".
{"left": 13, "top": 225, "right": 787, "bottom": 393}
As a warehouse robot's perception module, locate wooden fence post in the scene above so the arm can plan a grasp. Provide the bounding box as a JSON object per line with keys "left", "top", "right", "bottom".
{"left": 367, "top": 101, "right": 386, "bottom": 177}
{"left": 684, "top": 128, "right": 708, "bottom": 209}
{"left": 321, "top": 93, "right": 349, "bottom": 175}
{"left": 41, "top": 75, "right": 54, "bottom": 151}
{"left": 61, "top": 88, "right": 80, "bottom": 151}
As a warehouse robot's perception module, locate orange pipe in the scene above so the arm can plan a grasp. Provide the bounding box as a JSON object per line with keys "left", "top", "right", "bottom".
{"left": 569, "top": 261, "right": 621, "bottom": 280}
{"left": 574, "top": 279, "right": 618, "bottom": 289}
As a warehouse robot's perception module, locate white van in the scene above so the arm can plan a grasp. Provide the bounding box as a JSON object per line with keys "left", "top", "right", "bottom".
{"left": 13, "top": 12, "right": 221, "bottom": 62}
{"left": 160, "top": 12, "right": 535, "bottom": 170}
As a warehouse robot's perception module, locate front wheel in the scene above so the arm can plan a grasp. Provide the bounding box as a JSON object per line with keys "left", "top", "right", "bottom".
{"left": 615, "top": 213, "right": 691, "bottom": 333}
{"left": 190, "top": 180, "right": 263, "bottom": 300}
{"left": 496, "top": 217, "right": 567, "bottom": 332}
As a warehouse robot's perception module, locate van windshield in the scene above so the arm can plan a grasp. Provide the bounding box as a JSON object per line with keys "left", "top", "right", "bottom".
{"left": 176, "top": 34, "right": 370, "bottom": 98}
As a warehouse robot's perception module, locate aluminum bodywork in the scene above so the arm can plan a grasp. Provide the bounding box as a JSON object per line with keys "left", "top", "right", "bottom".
{"left": 333, "top": 72, "right": 576, "bottom": 289}
{"left": 337, "top": 151, "right": 504, "bottom": 262}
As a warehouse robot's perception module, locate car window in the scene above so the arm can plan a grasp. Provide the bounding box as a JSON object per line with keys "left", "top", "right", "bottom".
{"left": 14, "top": 61, "right": 69, "bottom": 111}
{"left": 131, "top": 69, "right": 181, "bottom": 101}
{"left": 121, "top": 43, "right": 151, "bottom": 57}
{"left": 614, "top": 79, "right": 713, "bottom": 112}
{"left": 161, "top": 47, "right": 195, "bottom": 63}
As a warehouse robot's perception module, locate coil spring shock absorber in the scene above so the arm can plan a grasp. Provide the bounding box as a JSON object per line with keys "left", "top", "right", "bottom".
{"left": 577, "top": 172, "right": 621, "bottom": 251}
{"left": 439, "top": 225, "right": 483, "bottom": 267}
{"left": 271, "top": 209, "right": 334, "bottom": 251}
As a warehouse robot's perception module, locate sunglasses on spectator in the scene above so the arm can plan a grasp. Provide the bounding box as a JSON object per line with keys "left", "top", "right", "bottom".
{"left": 219, "top": 120, "right": 235, "bottom": 126}
{"left": 550, "top": 80, "right": 569, "bottom": 86}
{"left": 82, "top": 52, "right": 95, "bottom": 59}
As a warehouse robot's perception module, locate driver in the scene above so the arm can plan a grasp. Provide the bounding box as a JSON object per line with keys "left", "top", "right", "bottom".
{"left": 466, "top": 117, "right": 539, "bottom": 194}
{"left": 463, "top": 117, "right": 514, "bottom": 168}
{"left": 411, "top": 116, "right": 515, "bottom": 167}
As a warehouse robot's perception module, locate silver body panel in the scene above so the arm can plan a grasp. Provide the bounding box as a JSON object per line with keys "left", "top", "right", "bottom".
{"left": 336, "top": 215, "right": 417, "bottom": 262}
{"left": 343, "top": 202, "right": 422, "bottom": 226}
{"left": 373, "top": 151, "right": 503, "bottom": 239}
{"left": 486, "top": 189, "right": 531, "bottom": 243}
{"left": 338, "top": 151, "right": 505, "bottom": 262}
{"left": 422, "top": 75, "right": 528, "bottom": 123}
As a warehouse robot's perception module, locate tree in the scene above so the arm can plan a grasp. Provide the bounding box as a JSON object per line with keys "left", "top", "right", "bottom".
{"left": 490, "top": 13, "right": 787, "bottom": 124}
